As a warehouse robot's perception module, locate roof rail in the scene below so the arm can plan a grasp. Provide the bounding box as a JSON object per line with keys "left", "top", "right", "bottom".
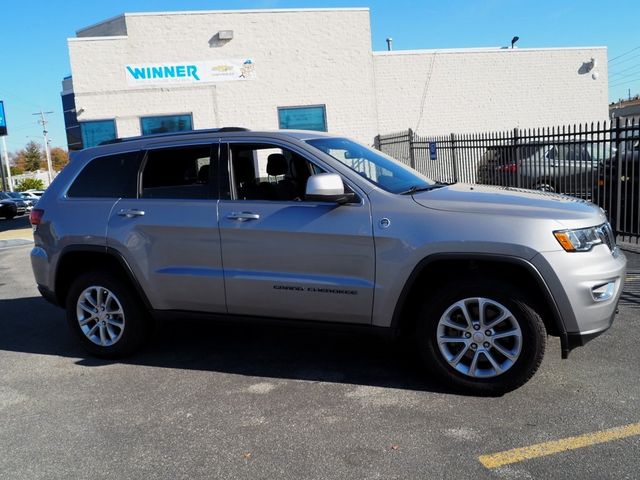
{"left": 99, "top": 127, "right": 250, "bottom": 145}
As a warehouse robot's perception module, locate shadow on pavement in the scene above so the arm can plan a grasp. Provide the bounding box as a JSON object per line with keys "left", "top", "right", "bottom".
{"left": 0, "top": 295, "right": 452, "bottom": 395}
{"left": 0, "top": 214, "right": 30, "bottom": 233}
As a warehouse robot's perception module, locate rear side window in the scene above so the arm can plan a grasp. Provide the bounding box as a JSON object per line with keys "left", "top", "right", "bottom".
{"left": 67, "top": 151, "right": 141, "bottom": 198}
{"left": 141, "top": 145, "right": 213, "bottom": 199}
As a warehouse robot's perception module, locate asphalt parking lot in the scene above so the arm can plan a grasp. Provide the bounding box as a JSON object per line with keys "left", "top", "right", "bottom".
{"left": 0, "top": 219, "right": 639, "bottom": 479}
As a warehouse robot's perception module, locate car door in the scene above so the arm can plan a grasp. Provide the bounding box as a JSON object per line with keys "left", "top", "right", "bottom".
{"left": 217, "top": 139, "right": 375, "bottom": 324}
{"left": 107, "top": 141, "right": 226, "bottom": 313}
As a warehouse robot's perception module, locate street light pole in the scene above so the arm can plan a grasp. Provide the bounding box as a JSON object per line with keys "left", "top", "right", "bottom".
{"left": 1, "top": 135, "right": 11, "bottom": 191}
{"left": 33, "top": 110, "right": 54, "bottom": 185}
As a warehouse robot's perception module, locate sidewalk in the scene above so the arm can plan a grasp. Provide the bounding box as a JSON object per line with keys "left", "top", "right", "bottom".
{"left": 0, "top": 216, "right": 33, "bottom": 242}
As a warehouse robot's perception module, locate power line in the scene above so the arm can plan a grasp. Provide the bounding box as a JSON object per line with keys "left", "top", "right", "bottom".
{"left": 609, "top": 77, "right": 640, "bottom": 88}
{"left": 610, "top": 69, "right": 640, "bottom": 82}
{"left": 0, "top": 87, "right": 43, "bottom": 109}
{"left": 608, "top": 52, "right": 640, "bottom": 67}
{"left": 415, "top": 53, "right": 437, "bottom": 133}
{"left": 609, "top": 62, "right": 640, "bottom": 77}
{"left": 609, "top": 45, "right": 640, "bottom": 63}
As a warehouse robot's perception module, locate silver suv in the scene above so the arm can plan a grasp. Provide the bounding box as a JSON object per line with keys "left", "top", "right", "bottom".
{"left": 30, "top": 128, "right": 626, "bottom": 394}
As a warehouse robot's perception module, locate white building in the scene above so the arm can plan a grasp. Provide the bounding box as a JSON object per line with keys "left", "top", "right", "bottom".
{"left": 63, "top": 8, "right": 609, "bottom": 149}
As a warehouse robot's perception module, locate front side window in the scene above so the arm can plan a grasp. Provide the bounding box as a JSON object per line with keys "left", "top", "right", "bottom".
{"left": 67, "top": 151, "right": 141, "bottom": 198}
{"left": 141, "top": 145, "right": 213, "bottom": 199}
{"left": 307, "top": 138, "right": 435, "bottom": 194}
{"left": 80, "top": 120, "right": 117, "bottom": 148}
{"left": 140, "top": 114, "right": 193, "bottom": 136}
{"left": 227, "top": 143, "right": 322, "bottom": 201}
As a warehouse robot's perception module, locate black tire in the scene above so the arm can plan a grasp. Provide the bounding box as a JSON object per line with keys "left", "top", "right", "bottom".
{"left": 415, "top": 279, "right": 546, "bottom": 396}
{"left": 534, "top": 183, "right": 556, "bottom": 193}
{"left": 65, "top": 270, "right": 150, "bottom": 358}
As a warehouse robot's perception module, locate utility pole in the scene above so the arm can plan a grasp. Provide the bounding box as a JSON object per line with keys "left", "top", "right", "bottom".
{"left": 33, "top": 110, "right": 54, "bottom": 184}
{"left": 1, "top": 136, "right": 11, "bottom": 191}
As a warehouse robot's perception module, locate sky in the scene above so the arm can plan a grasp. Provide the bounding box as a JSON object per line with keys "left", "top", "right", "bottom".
{"left": 1, "top": 0, "right": 639, "bottom": 153}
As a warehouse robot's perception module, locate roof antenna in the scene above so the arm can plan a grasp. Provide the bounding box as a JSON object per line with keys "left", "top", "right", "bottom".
{"left": 386, "top": 37, "right": 393, "bottom": 51}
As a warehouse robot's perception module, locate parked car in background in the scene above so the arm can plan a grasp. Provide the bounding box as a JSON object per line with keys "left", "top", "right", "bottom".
{"left": 477, "top": 142, "right": 599, "bottom": 198}
{"left": 24, "top": 189, "right": 45, "bottom": 198}
{"left": 0, "top": 196, "right": 18, "bottom": 219}
{"left": 599, "top": 136, "right": 640, "bottom": 235}
{"left": 20, "top": 191, "right": 41, "bottom": 203}
{"left": 6, "top": 191, "right": 35, "bottom": 211}
{"left": 0, "top": 192, "right": 27, "bottom": 216}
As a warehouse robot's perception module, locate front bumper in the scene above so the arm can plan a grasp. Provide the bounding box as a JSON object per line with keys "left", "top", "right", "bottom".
{"left": 565, "top": 306, "right": 618, "bottom": 350}
{"left": 532, "top": 245, "right": 626, "bottom": 356}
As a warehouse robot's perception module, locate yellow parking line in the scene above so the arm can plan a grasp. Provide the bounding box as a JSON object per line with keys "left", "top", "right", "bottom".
{"left": 479, "top": 422, "right": 640, "bottom": 469}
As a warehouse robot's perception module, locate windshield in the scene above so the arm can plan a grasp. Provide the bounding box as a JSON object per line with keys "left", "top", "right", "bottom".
{"left": 306, "top": 137, "right": 434, "bottom": 194}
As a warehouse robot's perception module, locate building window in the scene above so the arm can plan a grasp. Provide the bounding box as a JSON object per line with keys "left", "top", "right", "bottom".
{"left": 140, "top": 114, "right": 193, "bottom": 136}
{"left": 80, "top": 120, "right": 117, "bottom": 148}
{"left": 278, "top": 105, "right": 327, "bottom": 132}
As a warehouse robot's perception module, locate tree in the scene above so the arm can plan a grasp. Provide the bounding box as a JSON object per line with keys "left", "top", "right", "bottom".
{"left": 16, "top": 178, "right": 45, "bottom": 191}
{"left": 50, "top": 147, "right": 69, "bottom": 171}
{"left": 22, "top": 141, "right": 44, "bottom": 171}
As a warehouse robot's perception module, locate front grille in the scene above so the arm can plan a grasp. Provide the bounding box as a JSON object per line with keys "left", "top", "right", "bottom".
{"left": 597, "top": 223, "right": 615, "bottom": 252}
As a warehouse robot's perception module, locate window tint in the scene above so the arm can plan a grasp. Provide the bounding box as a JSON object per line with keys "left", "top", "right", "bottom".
{"left": 67, "top": 151, "right": 141, "bottom": 198}
{"left": 228, "top": 143, "right": 321, "bottom": 201}
{"left": 80, "top": 120, "right": 117, "bottom": 148}
{"left": 140, "top": 114, "right": 192, "bottom": 135}
{"left": 278, "top": 105, "right": 327, "bottom": 132}
{"left": 141, "top": 146, "right": 213, "bottom": 199}
{"left": 307, "top": 137, "right": 433, "bottom": 194}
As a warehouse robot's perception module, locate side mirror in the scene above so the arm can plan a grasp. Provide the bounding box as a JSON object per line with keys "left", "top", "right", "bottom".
{"left": 305, "top": 173, "right": 355, "bottom": 204}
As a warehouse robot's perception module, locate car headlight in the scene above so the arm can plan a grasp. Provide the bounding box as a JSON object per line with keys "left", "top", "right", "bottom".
{"left": 553, "top": 226, "right": 603, "bottom": 252}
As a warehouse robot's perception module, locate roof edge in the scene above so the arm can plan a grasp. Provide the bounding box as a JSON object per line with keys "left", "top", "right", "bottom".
{"left": 373, "top": 46, "right": 608, "bottom": 56}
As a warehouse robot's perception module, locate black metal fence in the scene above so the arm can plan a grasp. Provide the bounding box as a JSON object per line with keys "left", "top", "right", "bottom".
{"left": 375, "top": 118, "right": 640, "bottom": 241}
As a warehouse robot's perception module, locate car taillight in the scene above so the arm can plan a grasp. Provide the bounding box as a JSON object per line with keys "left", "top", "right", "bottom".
{"left": 497, "top": 163, "right": 518, "bottom": 173}
{"left": 30, "top": 208, "right": 44, "bottom": 226}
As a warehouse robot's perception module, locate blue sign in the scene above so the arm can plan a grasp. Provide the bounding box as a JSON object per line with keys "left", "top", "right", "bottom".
{"left": 0, "top": 101, "right": 7, "bottom": 136}
{"left": 278, "top": 105, "right": 327, "bottom": 132}
{"left": 429, "top": 142, "right": 437, "bottom": 160}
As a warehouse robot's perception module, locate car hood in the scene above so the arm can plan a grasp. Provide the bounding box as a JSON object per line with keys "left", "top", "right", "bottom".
{"left": 412, "top": 183, "right": 603, "bottom": 222}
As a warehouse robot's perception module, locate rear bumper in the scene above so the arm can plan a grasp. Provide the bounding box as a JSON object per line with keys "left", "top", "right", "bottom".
{"left": 37, "top": 285, "right": 60, "bottom": 307}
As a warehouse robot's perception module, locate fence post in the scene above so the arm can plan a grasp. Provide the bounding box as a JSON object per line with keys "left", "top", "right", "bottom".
{"left": 373, "top": 134, "right": 381, "bottom": 151}
{"left": 408, "top": 128, "right": 416, "bottom": 169}
{"left": 450, "top": 133, "right": 458, "bottom": 183}
{"left": 614, "top": 117, "right": 622, "bottom": 232}
{"left": 513, "top": 127, "right": 520, "bottom": 188}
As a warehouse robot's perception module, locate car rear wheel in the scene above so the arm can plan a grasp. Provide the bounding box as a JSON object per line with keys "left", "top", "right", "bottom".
{"left": 66, "top": 270, "right": 150, "bottom": 358}
{"left": 416, "top": 279, "right": 546, "bottom": 395}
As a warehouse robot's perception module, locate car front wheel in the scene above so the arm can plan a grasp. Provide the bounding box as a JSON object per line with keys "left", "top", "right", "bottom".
{"left": 416, "top": 279, "right": 546, "bottom": 395}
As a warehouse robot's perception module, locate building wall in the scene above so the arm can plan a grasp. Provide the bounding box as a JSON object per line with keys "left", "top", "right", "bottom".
{"left": 68, "top": 9, "right": 379, "bottom": 144}
{"left": 373, "top": 47, "right": 609, "bottom": 136}
{"left": 68, "top": 8, "right": 610, "bottom": 146}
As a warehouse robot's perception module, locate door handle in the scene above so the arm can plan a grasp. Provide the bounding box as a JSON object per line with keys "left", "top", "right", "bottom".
{"left": 117, "top": 208, "right": 146, "bottom": 218}
{"left": 227, "top": 212, "right": 260, "bottom": 221}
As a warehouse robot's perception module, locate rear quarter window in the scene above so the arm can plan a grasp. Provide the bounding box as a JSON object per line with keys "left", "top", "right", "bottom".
{"left": 67, "top": 151, "right": 142, "bottom": 198}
